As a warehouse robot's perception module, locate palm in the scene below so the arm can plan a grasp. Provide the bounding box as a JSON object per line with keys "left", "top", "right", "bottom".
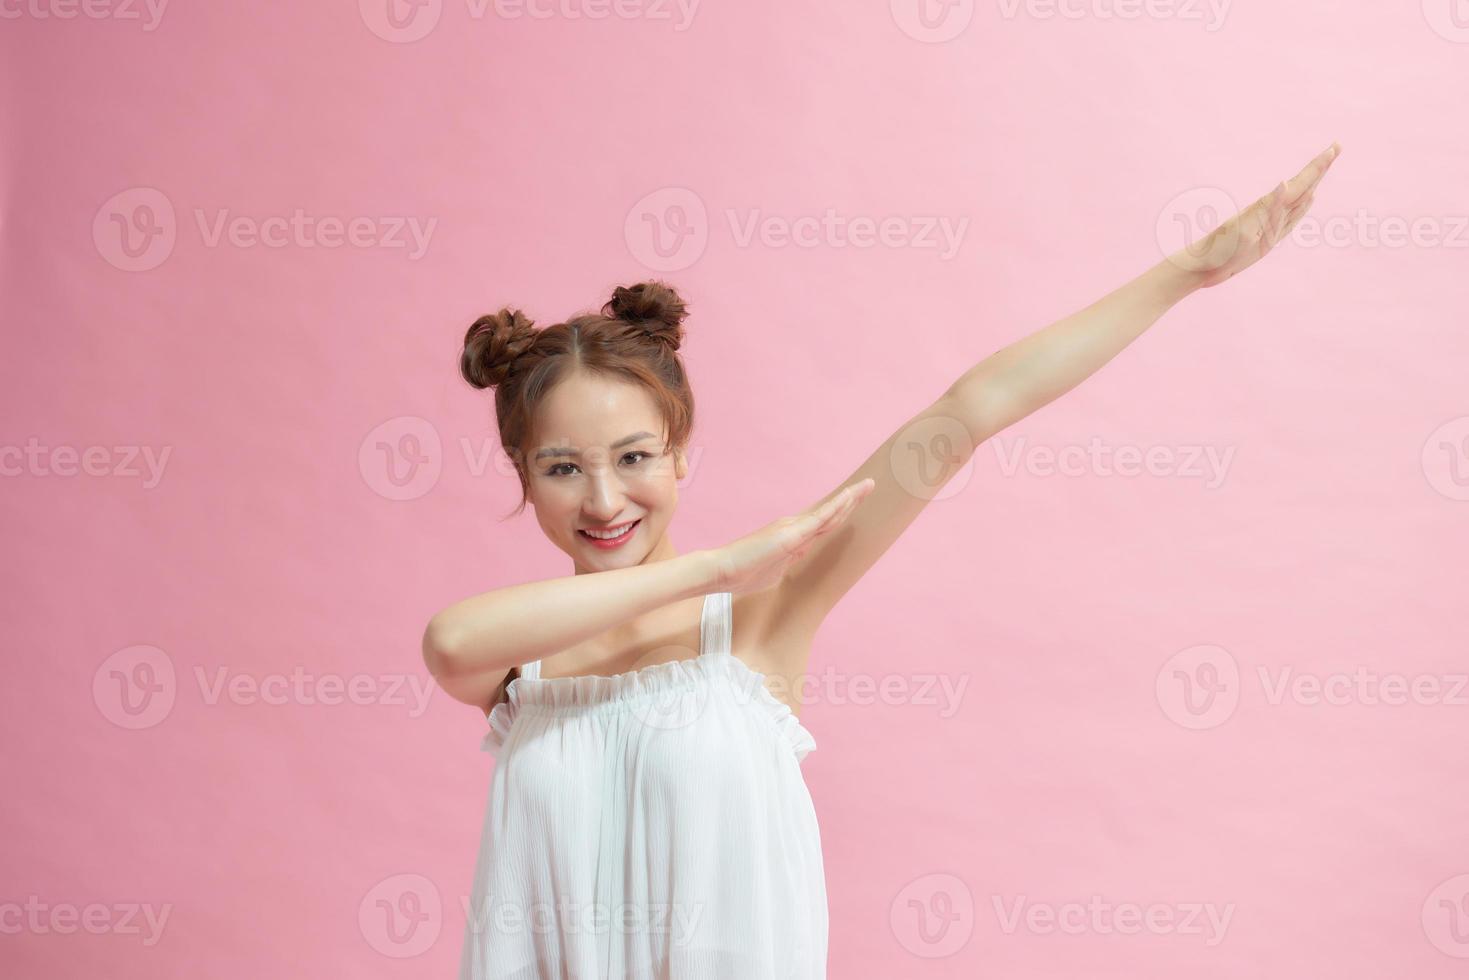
{"left": 1169, "top": 143, "right": 1341, "bottom": 288}
{"left": 712, "top": 479, "right": 874, "bottom": 596}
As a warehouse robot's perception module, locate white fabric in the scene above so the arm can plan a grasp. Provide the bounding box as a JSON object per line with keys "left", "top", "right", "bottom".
{"left": 459, "top": 591, "right": 828, "bottom": 979}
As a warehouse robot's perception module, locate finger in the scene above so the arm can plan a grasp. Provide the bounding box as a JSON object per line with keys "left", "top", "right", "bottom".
{"left": 837, "top": 479, "right": 875, "bottom": 515}
{"left": 1265, "top": 180, "right": 1291, "bottom": 232}
{"left": 1279, "top": 194, "right": 1315, "bottom": 238}
{"left": 1263, "top": 183, "right": 1300, "bottom": 247}
{"left": 816, "top": 489, "right": 860, "bottom": 533}
{"left": 1263, "top": 194, "right": 1314, "bottom": 248}
{"left": 809, "top": 484, "right": 866, "bottom": 539}
{"left": 1283, "top": 142, "right": 1340, "bottom": 205}
{"left": 1293, "top": 143, "right": 1339, "bottom": 190}
{"left": 806, "top": 486, "right": 856, "bottom": 533}
{"left": 816, "top": 479, "right": 872, "bottom": 520}
{"left": 1245, "top": 181, "right": 1288, "bottom": 236}
{"left": 1277, "top": 209, "right": 1306, "bottom": 241}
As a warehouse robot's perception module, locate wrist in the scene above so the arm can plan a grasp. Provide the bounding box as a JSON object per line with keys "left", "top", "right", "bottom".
{"left": 1145, "top": 255, "right": 1205, "bottom": 307}
{"left": 680, "top": 548, "right": 725, "bottom": 597}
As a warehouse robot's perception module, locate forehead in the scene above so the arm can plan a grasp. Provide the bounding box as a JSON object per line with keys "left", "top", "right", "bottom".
{"left": 532, "top": 373, "right": 664, "bottom": 447}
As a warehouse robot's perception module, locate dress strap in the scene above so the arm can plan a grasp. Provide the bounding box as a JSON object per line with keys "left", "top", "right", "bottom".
{"left": 520, "top": 658, "right": 541, "bottom": 681}
{"left": 699, "top": 591, "right": 732, "bottom": 658}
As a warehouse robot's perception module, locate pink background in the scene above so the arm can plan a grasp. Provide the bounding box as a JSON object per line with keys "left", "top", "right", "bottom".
{"left": 3, "top": 1, "right": 1467, "bottom": 976}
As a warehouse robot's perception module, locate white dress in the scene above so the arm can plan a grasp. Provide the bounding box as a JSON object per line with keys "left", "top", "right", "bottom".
{"left": 459, "top": 591, "right": 828, "bottom": 980}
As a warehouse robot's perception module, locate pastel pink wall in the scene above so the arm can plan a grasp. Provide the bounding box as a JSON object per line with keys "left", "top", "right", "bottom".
{"left": 3, "top": 1, "right": 1466, "bottom": 977}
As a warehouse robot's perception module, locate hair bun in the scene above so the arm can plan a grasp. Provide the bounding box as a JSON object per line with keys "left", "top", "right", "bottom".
{"left": 460, "top": 308, "right": 537, "bottom": 390}
{"left": 604, "top": 281, "right": 688, "bottom": 351}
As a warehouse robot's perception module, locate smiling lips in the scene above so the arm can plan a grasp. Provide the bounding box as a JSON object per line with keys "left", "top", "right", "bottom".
{"left": 578, "top": 519, "right": 641, "bottom": 549}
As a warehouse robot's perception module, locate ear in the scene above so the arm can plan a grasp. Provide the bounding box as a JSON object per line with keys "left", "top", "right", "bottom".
{"left": 673, "top": 445, "right": 688, "bottom": 482}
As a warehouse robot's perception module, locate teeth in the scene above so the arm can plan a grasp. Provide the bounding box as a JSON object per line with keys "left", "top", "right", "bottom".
{"left": 585, "top": 522, "right": 635, "bottom": 540}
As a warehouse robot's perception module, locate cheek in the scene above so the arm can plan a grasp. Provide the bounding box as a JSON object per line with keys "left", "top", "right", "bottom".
{"left": 642, "top": 488, "right": 679, "bottom": 520}
{"left": 530, "top": 483, "right": 578, "bottom": 525}
{"left": 629, "top": 469, "right": 677, "bottom": 502}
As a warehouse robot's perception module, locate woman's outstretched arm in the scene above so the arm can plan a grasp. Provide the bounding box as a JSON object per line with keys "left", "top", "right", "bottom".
{"left": 423, "top": 549, "right": 719, "bottom": 709}
{"left": 422, "top": 481, "right": 876, "bottom": 710}
{"left": 765, "top": 143, "right": 1342, "bottom": 641}
{"left": 953, "top": 143, "right": 1341, "bottom": 435}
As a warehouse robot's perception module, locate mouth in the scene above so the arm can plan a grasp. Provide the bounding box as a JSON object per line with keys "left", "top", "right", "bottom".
{"left": 577, "top": 519, "right": 641, "bottom": 549}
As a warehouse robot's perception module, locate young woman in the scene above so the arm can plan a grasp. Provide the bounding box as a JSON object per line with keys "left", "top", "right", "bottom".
{"left": 427, "top": 142, "right": 1341, "bottom": 979}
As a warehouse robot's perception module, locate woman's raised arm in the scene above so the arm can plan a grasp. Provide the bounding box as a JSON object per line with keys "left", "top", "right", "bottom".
{"left": 765, "top": 144, "right": 1342, "bottom": 639}
{"left": 962, "top": 142, "right": 1341, "bottom": 434}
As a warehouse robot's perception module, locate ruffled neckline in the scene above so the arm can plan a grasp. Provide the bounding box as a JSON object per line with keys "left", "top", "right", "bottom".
{"left": 481, "top": 652, "right": 817, "bottom": 763}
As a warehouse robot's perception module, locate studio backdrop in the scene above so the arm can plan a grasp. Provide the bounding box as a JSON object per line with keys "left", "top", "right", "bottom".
{"left": 3, "top": 2, "right": 1466, "bottom": 978}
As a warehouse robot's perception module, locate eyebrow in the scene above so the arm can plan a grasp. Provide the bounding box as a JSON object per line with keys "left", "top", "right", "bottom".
{"left": 534, "top": 431, "right": 658, "bottom": 461}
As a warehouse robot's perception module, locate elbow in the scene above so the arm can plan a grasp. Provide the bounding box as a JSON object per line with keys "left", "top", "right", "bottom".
{"left": 942, "top": 386, "right": 1015, "bottom": 447}
{"left": 421, "top": 616, "right": 464, "bottom": 680}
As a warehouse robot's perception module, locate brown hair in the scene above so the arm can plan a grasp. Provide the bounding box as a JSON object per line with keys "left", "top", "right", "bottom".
{"left": 458, "top": 280, "right": 696, "bottom": 710}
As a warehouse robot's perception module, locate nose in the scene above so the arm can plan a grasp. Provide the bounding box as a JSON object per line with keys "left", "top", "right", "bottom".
{"left": 581, "top": 451, "right": 628, "bottom": 520}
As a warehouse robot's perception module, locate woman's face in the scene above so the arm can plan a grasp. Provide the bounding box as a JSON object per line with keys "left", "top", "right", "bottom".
{"left": 525, "top": 372, "right": 687, "bottom": 574}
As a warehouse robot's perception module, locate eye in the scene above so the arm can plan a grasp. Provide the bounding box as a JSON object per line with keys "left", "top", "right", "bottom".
{"left": 544, "top": 451, "right": 655, "bottom": 478}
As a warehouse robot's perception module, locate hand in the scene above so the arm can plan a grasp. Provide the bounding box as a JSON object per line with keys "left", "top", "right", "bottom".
{"left": 1167, "top": 142, "right": 1342, "bottom": 289}
{"left": 707, "top": 478, "right": 877, "bottom": 596}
